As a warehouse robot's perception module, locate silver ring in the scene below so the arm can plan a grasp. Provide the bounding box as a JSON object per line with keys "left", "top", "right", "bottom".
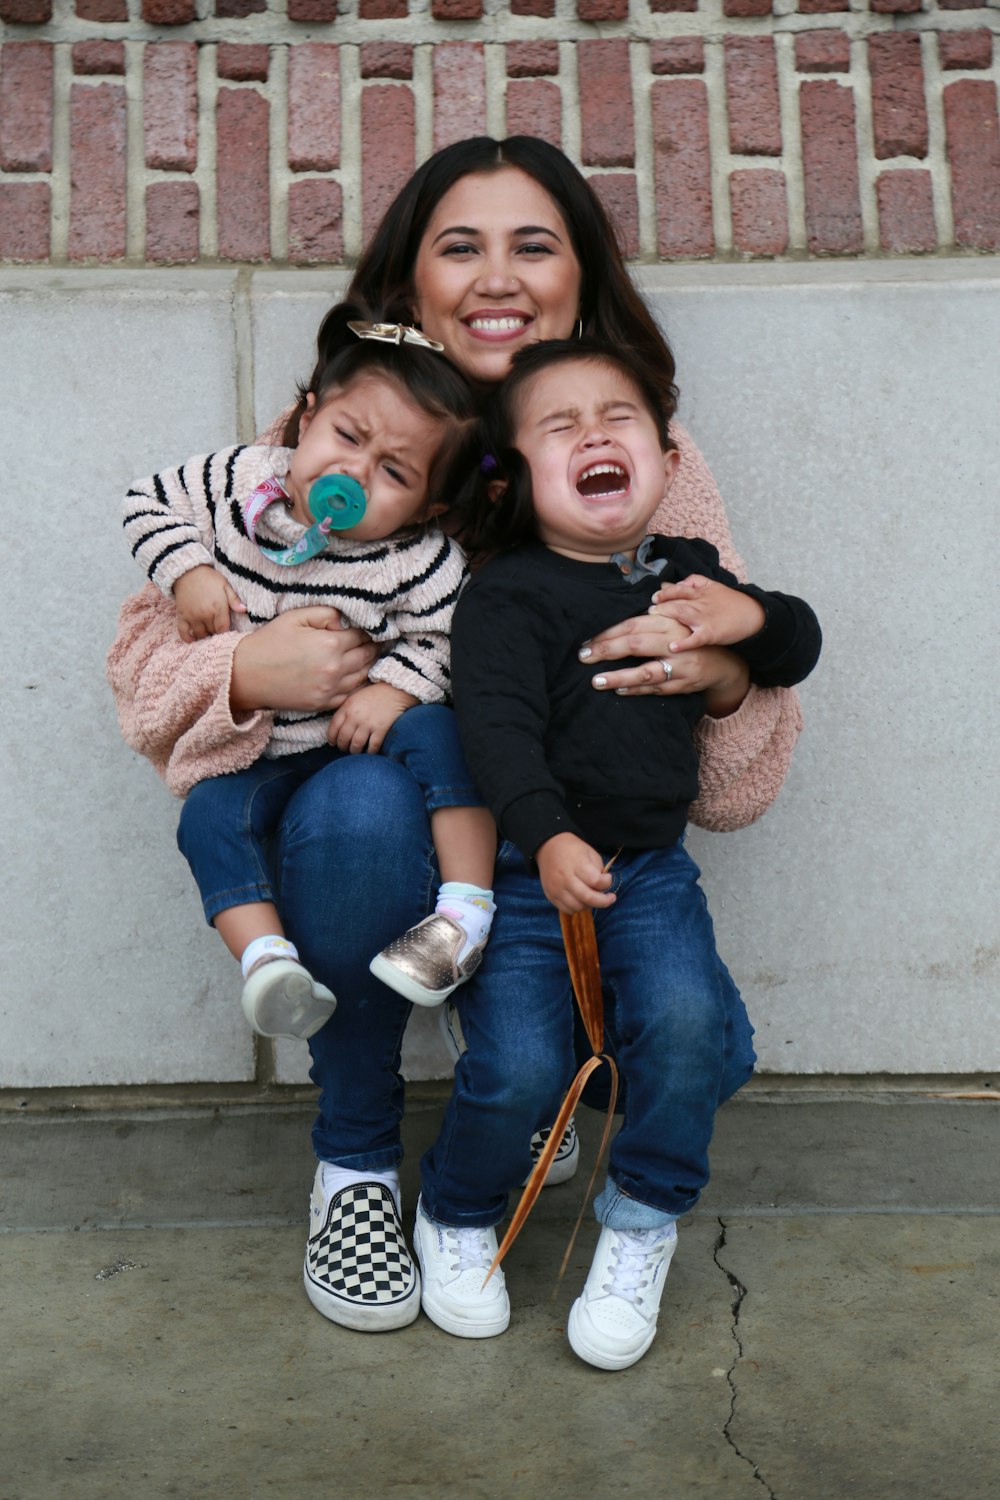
{"left": 660, "top": 658, "right": 673, "bottom": 682}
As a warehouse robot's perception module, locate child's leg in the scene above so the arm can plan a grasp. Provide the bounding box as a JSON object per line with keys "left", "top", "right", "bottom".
{"left": 176, "top": 747, "right": 339, "bottom": 1039}
{"left": 566, "top": 841, "right": 729, "bottom": 1370}
{"left": 371, "top": 706, "right": 497, "bottom": 1006}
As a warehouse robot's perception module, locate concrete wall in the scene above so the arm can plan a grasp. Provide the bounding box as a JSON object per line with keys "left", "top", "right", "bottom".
{"left": 2, "top": 258, "right": 997, "bottom": 1089}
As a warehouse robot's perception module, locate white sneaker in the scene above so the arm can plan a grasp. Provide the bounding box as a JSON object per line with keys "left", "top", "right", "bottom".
{"left": 412, "top": 1196, "right": 510, "bottom": 1339}
{"left": 241, "top": 959, "right": 336, "bottom": 1040}
{"left": 567, "top": 1222, "right": 678, "bottom": 1370}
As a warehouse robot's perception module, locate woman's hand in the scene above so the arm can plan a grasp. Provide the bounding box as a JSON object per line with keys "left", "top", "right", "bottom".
{"left": 536, "top": 833, "right": 616, "bottom": 914}
{"left": 578, "top": 606, "right": 751, "bottom": 718}
{"left": 230, "top": 608, "right": 379, "bottom": 714}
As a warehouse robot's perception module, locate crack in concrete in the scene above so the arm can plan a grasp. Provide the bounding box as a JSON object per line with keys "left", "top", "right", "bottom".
{"left": 714, "top": 1217, "right": 778, "bottom": 1499}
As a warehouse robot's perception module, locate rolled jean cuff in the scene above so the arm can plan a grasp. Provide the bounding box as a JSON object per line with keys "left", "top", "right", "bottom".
{"left": 315, "top": 1146, "right": 403, "bottom": 1173}
{"left": 594, "top": 1176, "right": 680, "bottom": 1231}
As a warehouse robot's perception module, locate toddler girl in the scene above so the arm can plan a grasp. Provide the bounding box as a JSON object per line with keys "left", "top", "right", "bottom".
{"left": 122, "top": 305, "right": 496, "bottom": 1040}
{"left": 413, "top": 339, "right": 822, "bottom": 1369}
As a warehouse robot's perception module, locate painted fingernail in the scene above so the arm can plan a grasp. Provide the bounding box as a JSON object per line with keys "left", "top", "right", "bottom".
{"left": 593, "top": 675, "right": 607, "bottom": 688}
{"left": 615, "top": 687, "right": 628, "bottom": 696}
{"left": 578, "top": 646, "right": 592, "bottom": 660}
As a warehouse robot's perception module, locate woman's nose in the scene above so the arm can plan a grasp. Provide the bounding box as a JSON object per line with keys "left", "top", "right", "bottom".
{"left": 474, "top": 254, "right": 519, "bottom": 296}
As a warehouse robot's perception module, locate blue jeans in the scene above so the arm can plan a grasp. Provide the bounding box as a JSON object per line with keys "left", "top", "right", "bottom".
{"left": 419, "top": 840, "right": 756, "bottom": 1229}
{"left": 177, "top": 704, "right": 482, "bottom": 925}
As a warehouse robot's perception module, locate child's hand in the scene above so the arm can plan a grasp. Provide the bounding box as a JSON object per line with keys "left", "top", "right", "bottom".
{"left": 173, "top": 565, "right": 247, "bottom": 643}
{"left": 328, "top": 682, "right": 418, "bottom": 755}
{"left": 651, "top": 576, "right": 765, "bottom": 652}
{"left": 536, "top": 833, "right": 615, "bottom": 914}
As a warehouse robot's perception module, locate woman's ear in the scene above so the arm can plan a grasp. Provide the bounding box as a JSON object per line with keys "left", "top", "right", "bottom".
{"left": 297, "top": 391, "right": 317, "bottom": 439}
{"left": 487, "top": 478, "right": 508, "bottom": 506}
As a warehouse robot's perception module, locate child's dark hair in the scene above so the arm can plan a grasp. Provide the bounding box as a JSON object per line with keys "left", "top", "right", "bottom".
{"left": 454, "top": 338, "right": 678, "bottom": 564}
{"left": 282, "top": 300, "right": 480, "bottom": 516}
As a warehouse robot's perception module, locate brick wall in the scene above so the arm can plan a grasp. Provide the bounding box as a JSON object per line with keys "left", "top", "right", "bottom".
{"left": 1, "top": 2, "right": 997, "bottom": 264}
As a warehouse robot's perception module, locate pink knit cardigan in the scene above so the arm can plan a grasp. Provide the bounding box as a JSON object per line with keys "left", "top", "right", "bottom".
{"left": 107, "top": 421, "right": 802, "bottom": 826}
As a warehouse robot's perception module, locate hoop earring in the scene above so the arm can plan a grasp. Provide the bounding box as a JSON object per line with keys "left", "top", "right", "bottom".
{"left": 574, "top": 317, "right": 584, "bottom": 340}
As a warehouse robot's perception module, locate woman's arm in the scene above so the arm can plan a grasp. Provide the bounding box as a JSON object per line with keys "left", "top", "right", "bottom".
{"left": 107, "top": 584, "right": 378, "bottom": 797}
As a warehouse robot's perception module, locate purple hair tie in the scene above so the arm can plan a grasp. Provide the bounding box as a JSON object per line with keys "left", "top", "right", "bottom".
{"left": 480, "top": 453, "right": 499, "bottom": 475}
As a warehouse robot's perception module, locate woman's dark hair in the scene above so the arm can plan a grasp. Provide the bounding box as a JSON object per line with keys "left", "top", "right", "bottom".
{"left": 346, "top": 136, "right": 678, "bottom": 416}
{"left": 280, "top": 300, "right": 480, "bottom": 513}
{"left": 454, "top": 338, "right": 677, "bottom": 564}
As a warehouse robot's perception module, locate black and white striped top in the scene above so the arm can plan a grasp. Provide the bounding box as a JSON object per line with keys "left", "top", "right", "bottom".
{"left": 123, "top": 443, "right": 469, "bottom": 758}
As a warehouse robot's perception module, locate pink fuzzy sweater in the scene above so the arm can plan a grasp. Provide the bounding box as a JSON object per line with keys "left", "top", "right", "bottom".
{"left": 107, "top": 421, "right": 803, "bottom": 824}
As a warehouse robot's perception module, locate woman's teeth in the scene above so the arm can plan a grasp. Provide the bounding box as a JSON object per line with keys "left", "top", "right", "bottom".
{"left": 577, "top": 463, "right": 628, "bottom": 497}
{"left": 466, "top": 316, "right": 528, "bottom": 332}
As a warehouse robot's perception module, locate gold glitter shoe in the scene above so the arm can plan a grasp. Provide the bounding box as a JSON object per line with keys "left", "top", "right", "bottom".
{"left": 368, "top": 913, "right": 487, "bottom": 1008}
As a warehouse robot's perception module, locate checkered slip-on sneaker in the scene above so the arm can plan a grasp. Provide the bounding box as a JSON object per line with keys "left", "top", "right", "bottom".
{"left": 303, "top": 1169, "right": 420, "bottom": 1332}
{"left": 522, "top": 1117, "right": 580, "bottom": 1187}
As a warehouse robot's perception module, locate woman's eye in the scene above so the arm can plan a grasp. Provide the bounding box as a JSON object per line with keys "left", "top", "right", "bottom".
{"left": 516, "top": 242, "right": 554, "bottom": 256}
{"left": 442, "top": 242, "right": 477, "bottom": 257}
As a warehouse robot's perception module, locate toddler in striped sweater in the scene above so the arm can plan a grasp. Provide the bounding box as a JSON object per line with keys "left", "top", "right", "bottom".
{"left": 123, "top": 304, "right": 496, "bottom": 1039}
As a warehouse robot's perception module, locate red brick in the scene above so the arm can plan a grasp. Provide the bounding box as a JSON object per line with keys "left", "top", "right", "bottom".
{"left": 729, "top": 167, "right": 788, "bottom": 254}
{"left": 69, "top": 82, "right": 126, "bottom": 261}
{"left": 217, "top": 44, "right": 270, "bottom": 82}
{"left": 869, "top": 0, "right": 920, "bottom": 13}
{"left": 650, "top": 0, "right": 698, "bottom": 10}
{"left": 724, "top": 38, "right": 781, "bottom": 156}
{"left": 215, "top": 0, "right": 265, "bottom": 15}
{"left": 506, "top": 42, "right": 559, "bottom": 78}
{"left": 360, "top": 44, "right": 413, "bottom": 79}
{"left": 142, "top": 0, "right": 196, "bottom": 20}
{"left": 651, "top": 78, "right": 714, "bottom": 258}
{"left": 146, "top": 180, "right": 200, "bottom": 263}
{"left": 72, "top": 41, "right": 125, "bottom": 74}
{"left": 359, "top": 0, "right": 405, "bottom": 15}
{"left": 361, "top": 83, "right": 414, "bottom": 245}
{"left": 579, "top": 41, "right": 634, "bottom": 168}
{"left": 432, "top": 0, "right": 481, "bottom": 15}
{"left": 288, "top": 45, "right": 340, "bottom": 172}
{"left": 506, "top": 79, "right": 562, "bottom": 148}
{"left": 288, "top": 0, "right": 337, "bottom": 15}
{"left": 723, "top": 0, "right": 771, "bottom": 15}
{"left": 432, "top": 44, "right": 486, "bottom": 152}
{"left": 578, "top": 0, "right": 626, "bottom": 18}
{"left": 939, "top": 30, "right": 992, "bottom": 70}
{"left": 875, "top": 169, "right": 936, "bottom": 252}
{"left": 0, "top": 42, "right": 53, "bottom": 172}
{"left": 0, "top": 0, "right": 51, "bottom": 18}
{"left": 74, "top": 0, "right": 127, "bottom": 18}
{"left": 651, "top": 38, "right": 705, "bottom": 75}
{"left": 937, "top": 0, "right": 985, "bottom": 7}
{"left": 869, "top": 34, "right": 928, "bottom": 159}
{"left": 216, "top": 87, "right": 270, "bottom": 261}
{"left": 511, "top": 0, "right": 554, "bottom": 13}
{"left": 144, "top": 43, "right": 197, "bottom": 171}
{"left": 944, "top": 79, "right": 1000, "bottom": 250}
{"left": 0, "top": 182, "right": 49, "bottom": 260}
{"left": 800, "top": 80, "right": 863, "bottom": 253}
{"left": 288, "top": 179, "right": 343, "bottom": 264}
{"left": 794, "top": 30, "right": 849, "bottom": 74}
{"left": 797, "top": 0, "right": 847, "bottom": 11}
{"left": 588, "top": 171, "right": 639, "bottom": 259}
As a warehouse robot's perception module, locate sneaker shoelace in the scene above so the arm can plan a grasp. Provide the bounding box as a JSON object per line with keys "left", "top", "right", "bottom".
{"left": 605, "top": 1229, "right": 668, "bottom": 1305}
{"left": 445, "top": 1224, "right": 493, "bottom": 1274}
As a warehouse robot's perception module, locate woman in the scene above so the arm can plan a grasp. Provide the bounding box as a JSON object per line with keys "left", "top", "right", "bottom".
{"left": 108, "top": 136, "right": 802, "bottom": 1337}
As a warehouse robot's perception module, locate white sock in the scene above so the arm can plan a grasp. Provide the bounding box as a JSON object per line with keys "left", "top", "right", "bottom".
{"left": 436, "top": 882, "right": 496, "bottom": 961}
{"left": 240, "top": 934, "right": 299, "bottom": 979}
{"left": 320, "top": 1163, "right": 401, "bottom": 1217}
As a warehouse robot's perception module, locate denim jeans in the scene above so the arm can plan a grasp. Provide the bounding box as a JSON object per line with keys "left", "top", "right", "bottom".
{"left": 419, "top": 839, "right": 756, "bottom": 1229}
{"left": 177, "top": 704, "right": 481, "bottom": 925}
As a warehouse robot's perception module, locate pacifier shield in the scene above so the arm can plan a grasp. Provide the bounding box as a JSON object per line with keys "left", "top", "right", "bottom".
{"left": 308, "top": 474, "right": 367, "bottom": 530}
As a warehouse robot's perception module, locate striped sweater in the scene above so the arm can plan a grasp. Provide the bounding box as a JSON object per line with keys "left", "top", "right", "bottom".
{"left": 123, "top": 443, "right": 469, "bottom": 759}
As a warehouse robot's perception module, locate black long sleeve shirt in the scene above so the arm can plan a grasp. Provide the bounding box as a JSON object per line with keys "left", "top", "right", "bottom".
{"left": 451, "top": 535, "right": 822, "bottom": 862}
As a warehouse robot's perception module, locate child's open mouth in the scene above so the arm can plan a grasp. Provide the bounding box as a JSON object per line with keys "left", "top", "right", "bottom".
{"left": 576, "top": 463, "right": 629, "bottom": 499}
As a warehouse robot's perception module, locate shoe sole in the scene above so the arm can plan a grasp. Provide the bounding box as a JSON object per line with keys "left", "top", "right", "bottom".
{"left": 245, "top": 971, "right": 336, "bottom": 1040}
{"left": 369, "top": 953, "right": 458, "bottom": 1008}
{"left": 303, "top": 1259, "right": 421, "bottom": 1332}
{"left": 566, "top": 1298, "right": 656, "bottom": 1371}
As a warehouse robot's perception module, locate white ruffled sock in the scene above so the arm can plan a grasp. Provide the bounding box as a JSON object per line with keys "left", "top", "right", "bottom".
{"left": 436, "top": 882, "right": 496, "bottom": 963}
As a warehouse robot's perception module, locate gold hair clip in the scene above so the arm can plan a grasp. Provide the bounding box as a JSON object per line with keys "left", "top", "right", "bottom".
{"left": 348, "top": 320, "right": 445, "bottom": 353}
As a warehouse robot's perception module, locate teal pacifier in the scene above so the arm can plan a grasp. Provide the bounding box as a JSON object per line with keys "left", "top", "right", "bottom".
{"left": 308, "top": 473, "right": 367, "bottom": 531}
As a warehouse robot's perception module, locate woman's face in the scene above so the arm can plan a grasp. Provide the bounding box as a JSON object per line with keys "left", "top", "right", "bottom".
{"left": 411, "top": 167, "right": 583, "bottom": 387}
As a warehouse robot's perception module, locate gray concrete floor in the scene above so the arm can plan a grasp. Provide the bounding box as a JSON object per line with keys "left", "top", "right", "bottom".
{"left": 2, "top": 1089, "right": 998, "bottom": 1500}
